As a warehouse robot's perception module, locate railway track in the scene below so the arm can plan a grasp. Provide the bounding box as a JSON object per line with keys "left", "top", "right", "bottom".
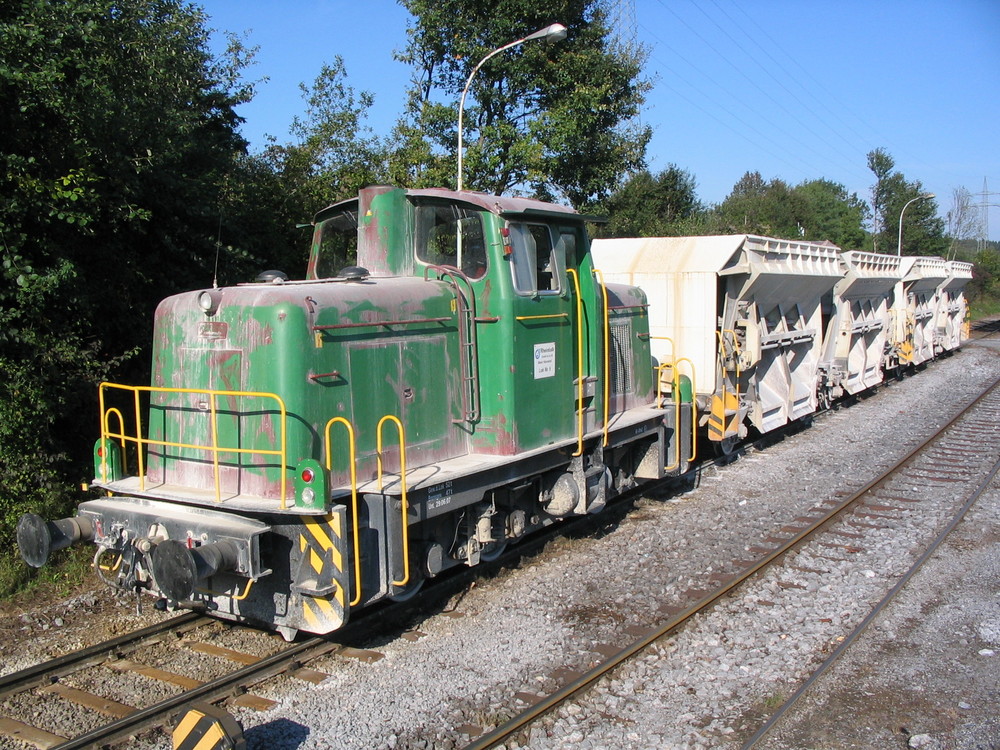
{"left": 0, "top": 438, "right": 787, "bottom": 749}
{"left": 3, "top": 340, "right": 997, "bottom": 749}
{"left": 0, "top": 493, "right": 664, "bottom": 748}
{"left": 460, "top": 370, "right": 1000, "bottom": 750}
{"left": 970, "top": 314, "right": 1000, "bottom": 339}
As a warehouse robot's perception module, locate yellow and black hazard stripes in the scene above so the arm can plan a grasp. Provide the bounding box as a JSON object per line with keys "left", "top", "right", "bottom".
{"left": 293, "top": 505, "right": 349, "bottom": 633}
{"left": 172, "top": 702, "right": 245, "bottom": 750}
{"left": 708, "top": 389, "right": 740, "bottom": 442}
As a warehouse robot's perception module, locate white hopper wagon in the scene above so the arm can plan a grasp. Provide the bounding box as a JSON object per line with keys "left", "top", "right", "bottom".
{"left": 819, "top": 251, "right": 903, "bottom": 400}
{"left": 890, "top": 256, "right": 949, "bottom": 367}
{"left": 935, "top": 260, "right": 973, "bottom": 352}
{"left": 591, "top": 235, "right": 842, "bottom": 449}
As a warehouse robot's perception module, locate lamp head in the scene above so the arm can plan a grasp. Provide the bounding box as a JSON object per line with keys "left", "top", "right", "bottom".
{"left": 525, "top": 23, "right": 568, "bottom": 44}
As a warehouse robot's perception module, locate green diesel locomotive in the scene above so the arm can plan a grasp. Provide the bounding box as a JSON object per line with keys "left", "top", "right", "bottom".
{"left": 18, "top": 185, "right": 693, "bottom": 640}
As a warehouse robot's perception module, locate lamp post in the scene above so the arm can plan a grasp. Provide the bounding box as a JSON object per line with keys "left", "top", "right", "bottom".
{"left": 456, "top": 23, "right": 568, "bottom": 192}
{"left": 896, "top": 193, "right": 935, "bottom": 256}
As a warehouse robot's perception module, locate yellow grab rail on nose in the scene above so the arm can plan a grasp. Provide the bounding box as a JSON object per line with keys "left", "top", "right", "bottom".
{"left": 376, "top": 415, "right": 410, "bottom": 588}
{"left": 592, "top": 269, "right": 611, "bottom": 447}
{"left": 325, "top": 416, "right": 363, "bottom": 607}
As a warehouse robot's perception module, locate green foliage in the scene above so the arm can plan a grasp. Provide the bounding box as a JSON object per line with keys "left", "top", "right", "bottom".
{"left": 0, "top": 0, "right": 257, "bottom": 560}
{"left": 711, "top": 171, "right": 802, "bottom": 238}
{"left": 706, "top": 173, "right": 869, "bottom": 247}
{"left": 789, "top": 179, "right": 869, "bottom": 249}
{"left": 969, "top": 245, "right": 1000, "bottom": 310}
{"left": 594, "top": 166, "right": 703, "bottom": 237}
{"left": 394, "top": 0, "right": 651, "bottom": 207}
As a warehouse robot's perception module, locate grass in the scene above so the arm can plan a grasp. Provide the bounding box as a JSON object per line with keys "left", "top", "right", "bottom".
{"left": 0, "top": 546, "right": 95, "bottom": 611}
{"left": 970, "top": 294, "right": 1000, "bottom": 321}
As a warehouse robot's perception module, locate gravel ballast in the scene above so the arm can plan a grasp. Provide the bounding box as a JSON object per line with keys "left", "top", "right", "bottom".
{"left": 1, "top": 339, "right": 997, "bottom": 750}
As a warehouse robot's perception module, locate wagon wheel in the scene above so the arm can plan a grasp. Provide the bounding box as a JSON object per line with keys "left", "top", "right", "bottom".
{"left": 478, "top": 539, "right": 508, "bottom": 563}
{"left": 389, "top": 576, "right": 425, "bottom": 602}
{"left": 713, "top": 435, "right": 740, "bottom": 459}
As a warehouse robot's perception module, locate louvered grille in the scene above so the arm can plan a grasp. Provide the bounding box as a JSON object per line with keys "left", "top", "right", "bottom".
{"left": 609, "top": 321, "right": 633, "bottom": 394}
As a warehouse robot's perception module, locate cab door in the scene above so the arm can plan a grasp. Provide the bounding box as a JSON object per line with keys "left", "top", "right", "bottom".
{"left": 507, "top": 222, "right": 580, "bottom": 451}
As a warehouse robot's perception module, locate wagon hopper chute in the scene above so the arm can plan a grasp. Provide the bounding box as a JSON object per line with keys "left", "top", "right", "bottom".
{"left": 935, "top": 260, "right": 973, "bottom": 353}
{"left": 889, "top": 256, "right": 949, "bottom": 367}
{"left": 819, "top": 251, "right": 904, "bottom": 399}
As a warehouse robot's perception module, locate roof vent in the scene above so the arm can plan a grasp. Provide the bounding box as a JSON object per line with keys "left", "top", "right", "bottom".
{"left": 339, "top": 266, "right": 370, "bottom": 282}
{"left": 256, "top": 269, "right": 288, "bottom": 283}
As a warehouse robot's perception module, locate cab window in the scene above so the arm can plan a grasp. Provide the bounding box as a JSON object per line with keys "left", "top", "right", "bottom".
{"left": 310, "top": 210, "right": 358, "bottom": 279}
{"left": 509, "top": 222, "right": 567, "bottom": 295}
{"left": 415, "top": 203, "right": 488, "bottom": 279}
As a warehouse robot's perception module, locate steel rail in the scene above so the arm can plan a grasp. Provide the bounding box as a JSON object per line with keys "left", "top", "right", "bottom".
{"left": 462, "top": 373, "right": 1000, "bottom": 750}
{"left": 0, "top": 611, "right": 206, "bottom": 698}
{"left": 741, "top": 450, "right": 1000, "bottom": 749}
{"left": 52, "top": 635, "right": 341, "bottom": 749}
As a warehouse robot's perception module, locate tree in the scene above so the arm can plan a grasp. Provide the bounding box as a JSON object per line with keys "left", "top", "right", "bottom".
{"left": 393, "top": 0, "right": 651, "bottom": 208}
{"left": 596, "top": 166, "right": 703, "bottom": 237}
{"left": 713, "top": 172, "right": 806, "bottom": 239}
{"left": 245, "top": 58, "right": 388, "bottom": 273}
{"left": 709, "top": 174, "right": 869, "bottom": 247}
{"left": 866, "top": 148, "right": 945, "bottom": 256}
{"left": 969, "top": 246, "right": 1000, "bottom": 303}
{"left": 0, "top": 0, "right": 257, "bottom": 579}
{"left": 867, "top": 147, "right": 895, "bottom": 250}
{"left": 792, "top": 179, "right": 869, "bottom": 249}
{"left": 945, "top": 187, "right": 982, "bottom": 260}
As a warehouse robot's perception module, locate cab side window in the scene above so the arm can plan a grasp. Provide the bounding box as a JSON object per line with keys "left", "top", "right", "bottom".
{"left": 509, "top": 222, "right": 569, "bottom": 295}
{"left": 415, "top": 203, "right": 488, "bottom": 279}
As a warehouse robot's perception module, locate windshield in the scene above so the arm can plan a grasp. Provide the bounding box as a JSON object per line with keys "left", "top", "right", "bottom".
{"left": 308, "top": 209, "right": 358, "bottom": 279}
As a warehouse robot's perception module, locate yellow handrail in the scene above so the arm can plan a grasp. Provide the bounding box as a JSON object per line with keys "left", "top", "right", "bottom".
{"left": 98, "top": 383, "right": 289, "bottom": 508}
{"left": 324, "top": 416, "right": 362, "bottom": 607}
{"left": 656, "top": 355, "right": 697, "bottom": 472}
{"left": 208, "top": 393, "right": 221, "bottom": 503}
{"left": 566, "top": 269, "right": 585, "bottom": 457}
{"left": 592, "top": 269, "right": 611, "bottom": 446}
{"left": 649, "top": 336, "right": 676, "bottom": 405}
{"left": 197, "top": 577, "right": 255, "bottom": 601}
{"left": 725, "top": 328, "right": 742, "bottom": 433}
{"left": 514, "top": 313, "right": 569, "bottom": 321}
{"left": 713, "top": 330, "right": 742, "bottom": 441}
{"left": 676, "top": 357, "right": 698, "bottom": 466}
{"left": 376, "top": 415, "right": 410, "bottom": 587}
{"left": 100, "top": 407, "right": 127, "bottom": 480}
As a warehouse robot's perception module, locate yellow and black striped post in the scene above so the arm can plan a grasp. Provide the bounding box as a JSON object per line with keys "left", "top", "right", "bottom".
{"left": 173, "top": 702, "right": 245, "bottom": 750}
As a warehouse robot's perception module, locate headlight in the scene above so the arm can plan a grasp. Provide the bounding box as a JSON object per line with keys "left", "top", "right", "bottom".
{"left": 198, "top": 290, "right": 222, "bottom": 315}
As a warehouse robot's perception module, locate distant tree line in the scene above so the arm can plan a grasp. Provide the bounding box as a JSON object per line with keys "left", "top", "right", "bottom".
{"left": 0, "top": 0, "right": 994, "bottom": 591}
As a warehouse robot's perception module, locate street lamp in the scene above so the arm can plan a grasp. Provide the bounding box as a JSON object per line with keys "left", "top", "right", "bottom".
{"left": 456, "top": 23, "right": 568, "bottom": 192}
{"left": 896, "top": 193, "right": 935, "bottom": 256}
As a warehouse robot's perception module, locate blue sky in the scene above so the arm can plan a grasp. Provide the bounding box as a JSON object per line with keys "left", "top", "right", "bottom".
{"left": 202, "top": 0, "right": 1000, "bottom": 241}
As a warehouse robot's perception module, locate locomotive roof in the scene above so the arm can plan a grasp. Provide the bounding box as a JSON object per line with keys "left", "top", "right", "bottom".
{"left": 314, "top": 186, "right": 605, "bottom": 224}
